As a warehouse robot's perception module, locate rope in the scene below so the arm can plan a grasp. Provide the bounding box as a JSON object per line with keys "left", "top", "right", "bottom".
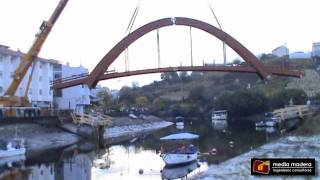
{"left": 157, "top": 29, "right": 161, "bottom": 68}
{"left": 189, "top": 27, "right": 194, "bottom": 66}
{"left": 207, "top": 0, "right": 226, "bottom": 64}
{"left": 125, "top": 0, "right": 141, "bottom": 72}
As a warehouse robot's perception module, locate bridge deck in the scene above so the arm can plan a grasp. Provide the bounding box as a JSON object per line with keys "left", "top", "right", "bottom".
{"left": 51, "top": 65, "right": 303, "bottom": 89}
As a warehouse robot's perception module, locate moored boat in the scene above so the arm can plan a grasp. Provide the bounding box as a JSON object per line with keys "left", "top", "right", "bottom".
{"left": 0, "top": 139, "right": 26, "bottom": 158}
{"left": 211, "top": 110, "right": 228, "bottom": 120}
{"left": 160, "top": 133, "right": 199, "bottom": 166}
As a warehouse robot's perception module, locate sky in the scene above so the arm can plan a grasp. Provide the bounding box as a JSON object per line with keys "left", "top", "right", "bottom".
{"left": 0, "top": 0, "right": 319, "bottom": 89}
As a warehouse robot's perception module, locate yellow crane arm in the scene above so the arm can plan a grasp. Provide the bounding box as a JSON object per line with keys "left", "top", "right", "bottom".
{"left": 4, "top": 0, "right": 69, "bottom": 97}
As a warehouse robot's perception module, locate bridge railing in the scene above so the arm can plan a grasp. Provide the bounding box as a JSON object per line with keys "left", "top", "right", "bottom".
{"left": 51, "top": 73, "right": 89, "bottom": 85}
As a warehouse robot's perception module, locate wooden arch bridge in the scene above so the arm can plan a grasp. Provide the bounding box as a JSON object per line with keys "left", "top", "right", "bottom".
{"left": 52, "top": 17, "right": 303, "bottom": 90}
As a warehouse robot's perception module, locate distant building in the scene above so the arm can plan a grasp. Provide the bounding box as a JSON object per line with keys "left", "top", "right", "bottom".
{"left": 272, "top": 45, "right": 289, "bottom": 57}
{"left": 54, "top": 64, "right": 90, "bottom": 113}
{"left": 289, "top": 51, "right": 311, "bottom": 59}
{"left": 0, "top": 45, "right": 58, "bottom": 107}
{"left": 312, "top": 42, "right": 320, "bottom": 58}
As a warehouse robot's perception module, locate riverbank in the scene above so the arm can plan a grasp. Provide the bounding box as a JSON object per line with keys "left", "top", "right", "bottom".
{"left": 0, "top": 115, "right": 173, "bottom": 157}
{"left": 104, "top": 115, "right": 173, "bottom": 144}
{"left": 0, "top": 123, "right": 81, "bottom": 157}
{"left": 192, "top": 135, "right": 320, "bottom": 179}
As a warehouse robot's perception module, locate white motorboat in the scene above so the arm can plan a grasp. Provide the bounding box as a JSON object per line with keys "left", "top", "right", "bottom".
{"left": 160, "top": 133, "right": 199, "bottom": 166}
{"left": 0, "top": 139, "right": 26, "bottom": 158}
{"left": 175, "top": 116, "right": 185, "bottom": 126}
{"left": 162, "top": 148, "right": 198, "bottom": 166}
{"left": 211, "top": 110, "right": 228, "bottom": 120}
{"left": 161, "top": 161, "right": 199, "bottom": 180}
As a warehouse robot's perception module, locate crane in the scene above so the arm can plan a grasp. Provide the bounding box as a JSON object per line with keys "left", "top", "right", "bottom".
{"left": 0, "top": 0, "right": 69, "bottom": 107}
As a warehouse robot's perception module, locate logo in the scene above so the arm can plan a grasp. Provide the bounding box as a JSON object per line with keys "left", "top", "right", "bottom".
{"left": 253, "top": 160, "right": 270, "bottom": 174}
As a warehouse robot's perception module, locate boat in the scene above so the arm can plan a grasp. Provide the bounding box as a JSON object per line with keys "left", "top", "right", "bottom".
{"left": 0, "top": 139, "right": 26, "bottom": 158}
{"left": 211, "top": 110, "right": 228, "bottom": 120}
{"left": 161, "top": 161, "right": 199, "bottom": 180}
{"left": 255, "top": 112, "right": 279, "bottom": 127}
{"left": 160, "top": 133, "right": 199, "bottom": 166}
{"left": 175, "top": 116, "right": 185, "bottom": 126}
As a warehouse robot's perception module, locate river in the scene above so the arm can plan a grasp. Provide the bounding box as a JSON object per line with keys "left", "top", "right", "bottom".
{"left": 0, "top": 118, "right": 281, "bottom": 180}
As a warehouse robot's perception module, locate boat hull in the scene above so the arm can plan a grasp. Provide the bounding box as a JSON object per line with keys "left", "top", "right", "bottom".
{"left": 162, "top": 153, "right": 198, "bottom": 166}
{"left": 0, "top": 148, "right": 26, "bottom": 158}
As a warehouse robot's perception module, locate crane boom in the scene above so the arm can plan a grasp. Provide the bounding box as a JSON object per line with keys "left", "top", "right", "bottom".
{"left": 0, "top": 0, "right": 69, "bottom": 106}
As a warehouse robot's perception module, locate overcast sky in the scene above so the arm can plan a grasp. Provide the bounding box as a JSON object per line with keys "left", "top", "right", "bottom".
{"left": 0, "top": 0, "right": 319, "bottom": 89}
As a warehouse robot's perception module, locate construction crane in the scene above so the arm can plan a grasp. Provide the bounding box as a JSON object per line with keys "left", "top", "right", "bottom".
{"left": 0, "top": 0, "right": 69, "bottom": 107}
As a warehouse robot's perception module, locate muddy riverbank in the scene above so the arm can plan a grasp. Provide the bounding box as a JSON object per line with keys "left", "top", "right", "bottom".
{"left": 0, "top": 123, "right": 80, "bottom": 157}
{"left": 0, "top": 115, "right": 173, "bottom": 157}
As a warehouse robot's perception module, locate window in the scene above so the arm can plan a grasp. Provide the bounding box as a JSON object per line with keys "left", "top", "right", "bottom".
{"left": 0, "top": 86, "right": 3, "bottom": 94}
{"left": 39, "top": 89, "right": 43, "bottom": 95}
{"left": 29, "top": 89, "right": 32, "bottom": 95}
{"left": 19, "top": 88, "right": 23, "bottom": 96}
{"left": 0, "top": 71, "right": 2, "bottom": 78}
{"left": 39, "top": 76, "right": 42, "bottom": 82}
{"left": 39, "top": 62, "right": 45, "bottom": 69}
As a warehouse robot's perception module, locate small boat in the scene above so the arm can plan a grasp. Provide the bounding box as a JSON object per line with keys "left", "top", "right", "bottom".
{"left": 160, "top": 133, "right": 199, "bottom": 166}
{"left": 211, "top": 110, "right": 228, "bottom": 120}
{"left": 175, "top": 116, "right": 185, "bottom": 126}
{"left": 0, "top": 139, "right": 26, "bottom": 158}
{"left": 161, "top": 161, "right": 199, "bottom": 180}
{"left": 265, "top": 120, "right": 278, "bottom": 127}
{"left": 255, "top": 120, "right": 265, "bottom": 127}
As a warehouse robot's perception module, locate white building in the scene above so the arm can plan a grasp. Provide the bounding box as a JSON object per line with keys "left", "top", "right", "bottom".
{"left": 272, "top": 45, "right": 289, "bottom": 57}
{"left": 54, "top": 64, "right": 90, "bottom": 113}
{"left": 312, "top": 42, "right": 320, "bottom": 58}
{"left": 289, "top": 51, "right": 311, "bottom": 59}
{"left": 0, "top": 45, "right": 57, "bottom": 107}
{"left": 0, "top": 44, "right": 90, "bottom": 111}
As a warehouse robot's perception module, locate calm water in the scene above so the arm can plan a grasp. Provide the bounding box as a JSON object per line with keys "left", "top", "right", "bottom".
{"left": 0, "top": 119, "right": 280, "bottom": 180}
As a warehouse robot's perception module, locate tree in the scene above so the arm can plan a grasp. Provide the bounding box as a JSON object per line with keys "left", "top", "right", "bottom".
{"left": 118, "top": 86, "right": 137, "bottom": 106}
{"left": 271, "top": 89, "right": 307, "bottom": 108}
{"left": 160, "top": 72, "right": 179, "bottom": 83}
{"left": 97, "top": 91, "right": 113, "bottom": 111}
{"left": 136, "top": 96, "right": 149, "bottom": 107}
{"left": 179, "top": 71, "right": 191, "bottom": 82}
{"left": 215, "top": 90, "right": 268, "bottom": 116}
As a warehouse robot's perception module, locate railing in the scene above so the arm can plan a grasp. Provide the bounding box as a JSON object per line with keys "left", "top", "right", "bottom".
{"left": 51, "top": 73, "right": 88, "bottom": 85}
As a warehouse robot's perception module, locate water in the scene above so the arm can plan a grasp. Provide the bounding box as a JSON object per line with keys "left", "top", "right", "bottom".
{"left": 0, "top": 119, "right": 280, "bottom": 180}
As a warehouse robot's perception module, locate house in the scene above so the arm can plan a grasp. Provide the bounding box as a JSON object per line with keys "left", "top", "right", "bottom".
{"left": 272, "top": 45, "right": 289, "bottom": 57}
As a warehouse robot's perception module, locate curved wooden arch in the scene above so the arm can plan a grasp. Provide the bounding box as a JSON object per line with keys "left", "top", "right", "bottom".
{"left": 86, "top": 17, "right": 270, "bottom": 88}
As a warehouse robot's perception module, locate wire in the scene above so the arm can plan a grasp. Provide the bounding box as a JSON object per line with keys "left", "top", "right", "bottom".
{"left": 207, "top": 0, "right": 226, "bottom": 65}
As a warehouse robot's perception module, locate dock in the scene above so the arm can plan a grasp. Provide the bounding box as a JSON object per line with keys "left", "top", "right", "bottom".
{"left": 70, "top": 112, "right": 112, "bottom": 147}
{"left": 273, "top": 105, "right": 311, "bottom": 129}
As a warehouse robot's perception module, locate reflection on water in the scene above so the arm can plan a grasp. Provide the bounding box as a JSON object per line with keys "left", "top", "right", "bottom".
{"left": 0, "top": 118, "right": 280, "bottom": 179}
{"left": 0, "top": 152, "right": 93, "bottom": 180}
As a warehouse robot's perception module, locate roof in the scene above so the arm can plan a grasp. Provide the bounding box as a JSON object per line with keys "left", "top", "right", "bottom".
{"left": 0, "top": 44, "right": 61, "bottom": 64}
{"left": 160, "top": 133, "right": 199, "bottom": 140}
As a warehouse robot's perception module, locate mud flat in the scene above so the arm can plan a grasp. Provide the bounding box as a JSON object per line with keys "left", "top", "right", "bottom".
{"left": 104, "top": 115, "right": 173, "bottom": 144}
{"left": 0, "top": 123, "right": 81, "bottom": 157}
{"left": 192, "top": 135, "right": 320, "bottom": 180}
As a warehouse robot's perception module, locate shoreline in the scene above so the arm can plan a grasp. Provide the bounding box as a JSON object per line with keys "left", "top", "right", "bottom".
{"left": 191, "top": 134, "right": 320, "bottom": 179}
{"left": 105, "top": 121, "right": 173, "bottom": 144}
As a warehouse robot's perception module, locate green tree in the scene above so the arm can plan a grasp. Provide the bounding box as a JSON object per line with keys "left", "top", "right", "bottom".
{"left": 271, "top": 89, "right": 307, "bottom": 108}
{"left": 160, "top": 72, "right": 180, "bottom": 83}
{"left": 96, "top": 91, "right": 114, "bottom": 113}
{"left": 135, "top": 96, "right": 149, "bottom": 107}
{"left": 179, "top": 71, "right": 191, "bottom": 82}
